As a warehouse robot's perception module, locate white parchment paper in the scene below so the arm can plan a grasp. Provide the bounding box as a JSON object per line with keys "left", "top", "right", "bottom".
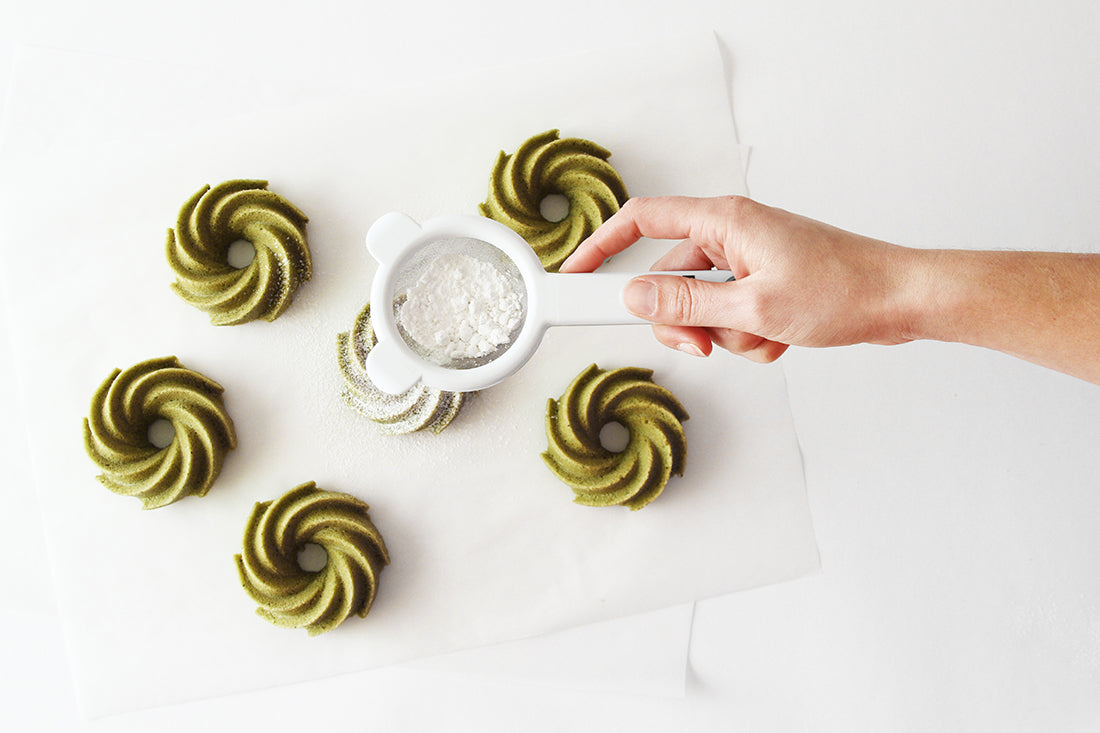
{"left": 0, "top": 35, "right": 818, "bottom": 717}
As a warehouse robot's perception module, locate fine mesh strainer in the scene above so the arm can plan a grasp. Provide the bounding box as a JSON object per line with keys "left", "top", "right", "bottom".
{"left": 365, "top": 212, "right": 732, "bottom": 394}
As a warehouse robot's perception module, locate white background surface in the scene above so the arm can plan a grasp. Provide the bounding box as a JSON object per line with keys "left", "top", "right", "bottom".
{"left": 0, "top": 34, "right": 817, "bottom": 717}
{"left": 2, "top": 1, "right": 1098, "bottom": 731}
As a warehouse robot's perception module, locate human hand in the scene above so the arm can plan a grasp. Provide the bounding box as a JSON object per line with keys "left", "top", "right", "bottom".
{"left": 559, "top": 196, "right": 921, "bottom": 362}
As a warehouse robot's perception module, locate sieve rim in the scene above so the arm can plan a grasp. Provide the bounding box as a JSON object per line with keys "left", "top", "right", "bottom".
{"left": 367, "top": 214, "right": 551, "bottom": 392}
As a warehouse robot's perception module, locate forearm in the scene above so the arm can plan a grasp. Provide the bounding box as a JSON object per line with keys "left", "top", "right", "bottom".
{"left": 566, "top": 195, "right": 1100, "bottom": 382}
{"left": 900, "top": 248, "right": 1100, "bottom": 384}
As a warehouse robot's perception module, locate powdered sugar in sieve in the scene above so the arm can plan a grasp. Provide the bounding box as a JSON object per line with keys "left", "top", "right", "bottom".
{"left": 393, "top": 238, "right": 527, "bottom": 369}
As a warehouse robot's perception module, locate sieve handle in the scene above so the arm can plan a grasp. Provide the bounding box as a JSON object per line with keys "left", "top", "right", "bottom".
{"left": 547, "top": 270, "right": 734, "bottom": 327}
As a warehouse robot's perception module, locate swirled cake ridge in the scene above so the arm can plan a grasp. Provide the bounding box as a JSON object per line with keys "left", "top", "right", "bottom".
{"left": 336, "top": 301, "right": 467, "bottom": 434}
{"left": 235, "top": 481, "right": 390, "bottom": 636}
{"left": 478, "top": 130, "right": 628, "bottom": 272}
{"left": 542, "top": 364, "right": 687, "bottom": 510}
{"left": 83, "top": 356, "right": 237, "bottom": 509}
{"left": 167, "top": 179, "right": 311, "bottom": 325}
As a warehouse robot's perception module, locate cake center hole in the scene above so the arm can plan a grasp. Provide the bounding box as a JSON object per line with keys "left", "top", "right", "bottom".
{"left": 147, "top": 418, "right": 175, "bottom": 449}
{"left": 539, "top": 193, "right": 570, "bottom": 222}
{"left": 599, "top": 421, "right": 630, "bottom": 453}
{"left": 227, "top": 239, "right": 256, "bottom": 269}
{"left": 297, "top": 543, "right": 328, "bottom": 572}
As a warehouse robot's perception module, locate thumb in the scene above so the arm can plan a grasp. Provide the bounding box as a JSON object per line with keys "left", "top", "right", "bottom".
{"left": 622, "top": 275, "right": 739, "bottom": 327}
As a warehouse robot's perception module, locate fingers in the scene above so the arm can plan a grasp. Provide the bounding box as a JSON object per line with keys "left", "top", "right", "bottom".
{"left": 650, "top": 237, "right": 727, "bottom": 272}
{"left": 710, "top": 330, "right": 790, "bottom": 363}
{"left": 624, "top": 272, "right": 790, "bottom": 363}
{"left": 557, "top": 193, "right": 791, "bottom": 364}
{"left": 650, "top": 324, "right": 714, "bottom": 357}
{"left": 622, "top": 274, "right": 739, "bottom": 328}
{"left": 560, "top": 196, "right": 721, "bottom": 273}
{"left": 652, "top": 325, "right": 789, "bottom": 363}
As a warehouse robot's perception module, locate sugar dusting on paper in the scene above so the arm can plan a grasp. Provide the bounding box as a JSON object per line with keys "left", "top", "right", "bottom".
{"left": 398, "top": 253, "right": 524, "bottom": 362}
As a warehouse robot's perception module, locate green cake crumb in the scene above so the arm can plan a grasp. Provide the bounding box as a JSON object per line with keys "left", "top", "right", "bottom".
{"left": 541, "top": 364, "right": 688, "bottom": 510}
{"left": 83, "top": 356, "right": 237, "bottom": 509}
{"left": 479, "top": 130, "right": 628, "bottom": 272}
{"left": 235, "top": 482, "right": 390, "bottom": 636}
{"left": 166, "top": 179, "right": 311, "bottom": 325}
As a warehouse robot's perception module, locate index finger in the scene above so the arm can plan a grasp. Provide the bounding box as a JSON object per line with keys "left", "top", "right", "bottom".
{"left": 559, "top": 196, "right": 710, "bottom": 273}
{"left": 650, "top": 237, "right": 728, "bottom": 272}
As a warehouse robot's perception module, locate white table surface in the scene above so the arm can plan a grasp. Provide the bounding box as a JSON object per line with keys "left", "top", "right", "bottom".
{"left": 2, "top": 1, "right": 1098, "bottom": 731}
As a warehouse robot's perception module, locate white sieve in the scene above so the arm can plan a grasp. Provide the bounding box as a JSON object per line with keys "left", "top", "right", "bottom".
{"left": 364, "top": 212, "right": 733, "bottom": 394}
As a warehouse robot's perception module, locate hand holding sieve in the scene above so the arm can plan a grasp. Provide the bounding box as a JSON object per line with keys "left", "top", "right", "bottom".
{"left": 364, "top": 212, "right": 733, "bottom": 394}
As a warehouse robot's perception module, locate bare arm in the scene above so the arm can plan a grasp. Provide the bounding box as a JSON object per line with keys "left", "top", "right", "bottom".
{"left": 908, "top": 248, "right": 1100, "bottom": 383}
{"left": 559, "top": 196, "right": 1100, "bottom": 384}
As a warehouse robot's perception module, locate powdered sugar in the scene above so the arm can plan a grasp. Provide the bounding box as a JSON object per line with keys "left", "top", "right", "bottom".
{"left": 397, "top": 252, "right": 524, "bottom": 364}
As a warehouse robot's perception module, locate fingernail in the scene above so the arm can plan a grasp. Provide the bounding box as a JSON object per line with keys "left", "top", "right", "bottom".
{"left": 677, "top": 343, "right": 705, "bottom": 357}
{"left": 622, "top": 279, "right": 657, "bottom": 318}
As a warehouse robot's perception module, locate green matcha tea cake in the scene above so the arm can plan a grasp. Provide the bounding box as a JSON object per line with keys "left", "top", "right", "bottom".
{"left": 83, "top": 356, "right": 237, "bottom": 509}
{"left": 166, "top": 179, "right": 312, "bottom": 325}
{"left": 336, "top": 301, "right": 467, "bottom": 434}
{"left": 542, "top": 364, "right": 688, "bottom": 510}
{"left": 235, "top": 482, "right": 390, "bottom": 636}
{"left": 479, "top": 129, "right": 628, "bottom": 272}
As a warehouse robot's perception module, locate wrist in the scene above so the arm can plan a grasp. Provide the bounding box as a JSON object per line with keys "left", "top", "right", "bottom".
{"left": 893, "top": 248, "right": 984, "bottom": 345}
{"left": 867, "top": 244, "right": 944, "bottom": 345}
